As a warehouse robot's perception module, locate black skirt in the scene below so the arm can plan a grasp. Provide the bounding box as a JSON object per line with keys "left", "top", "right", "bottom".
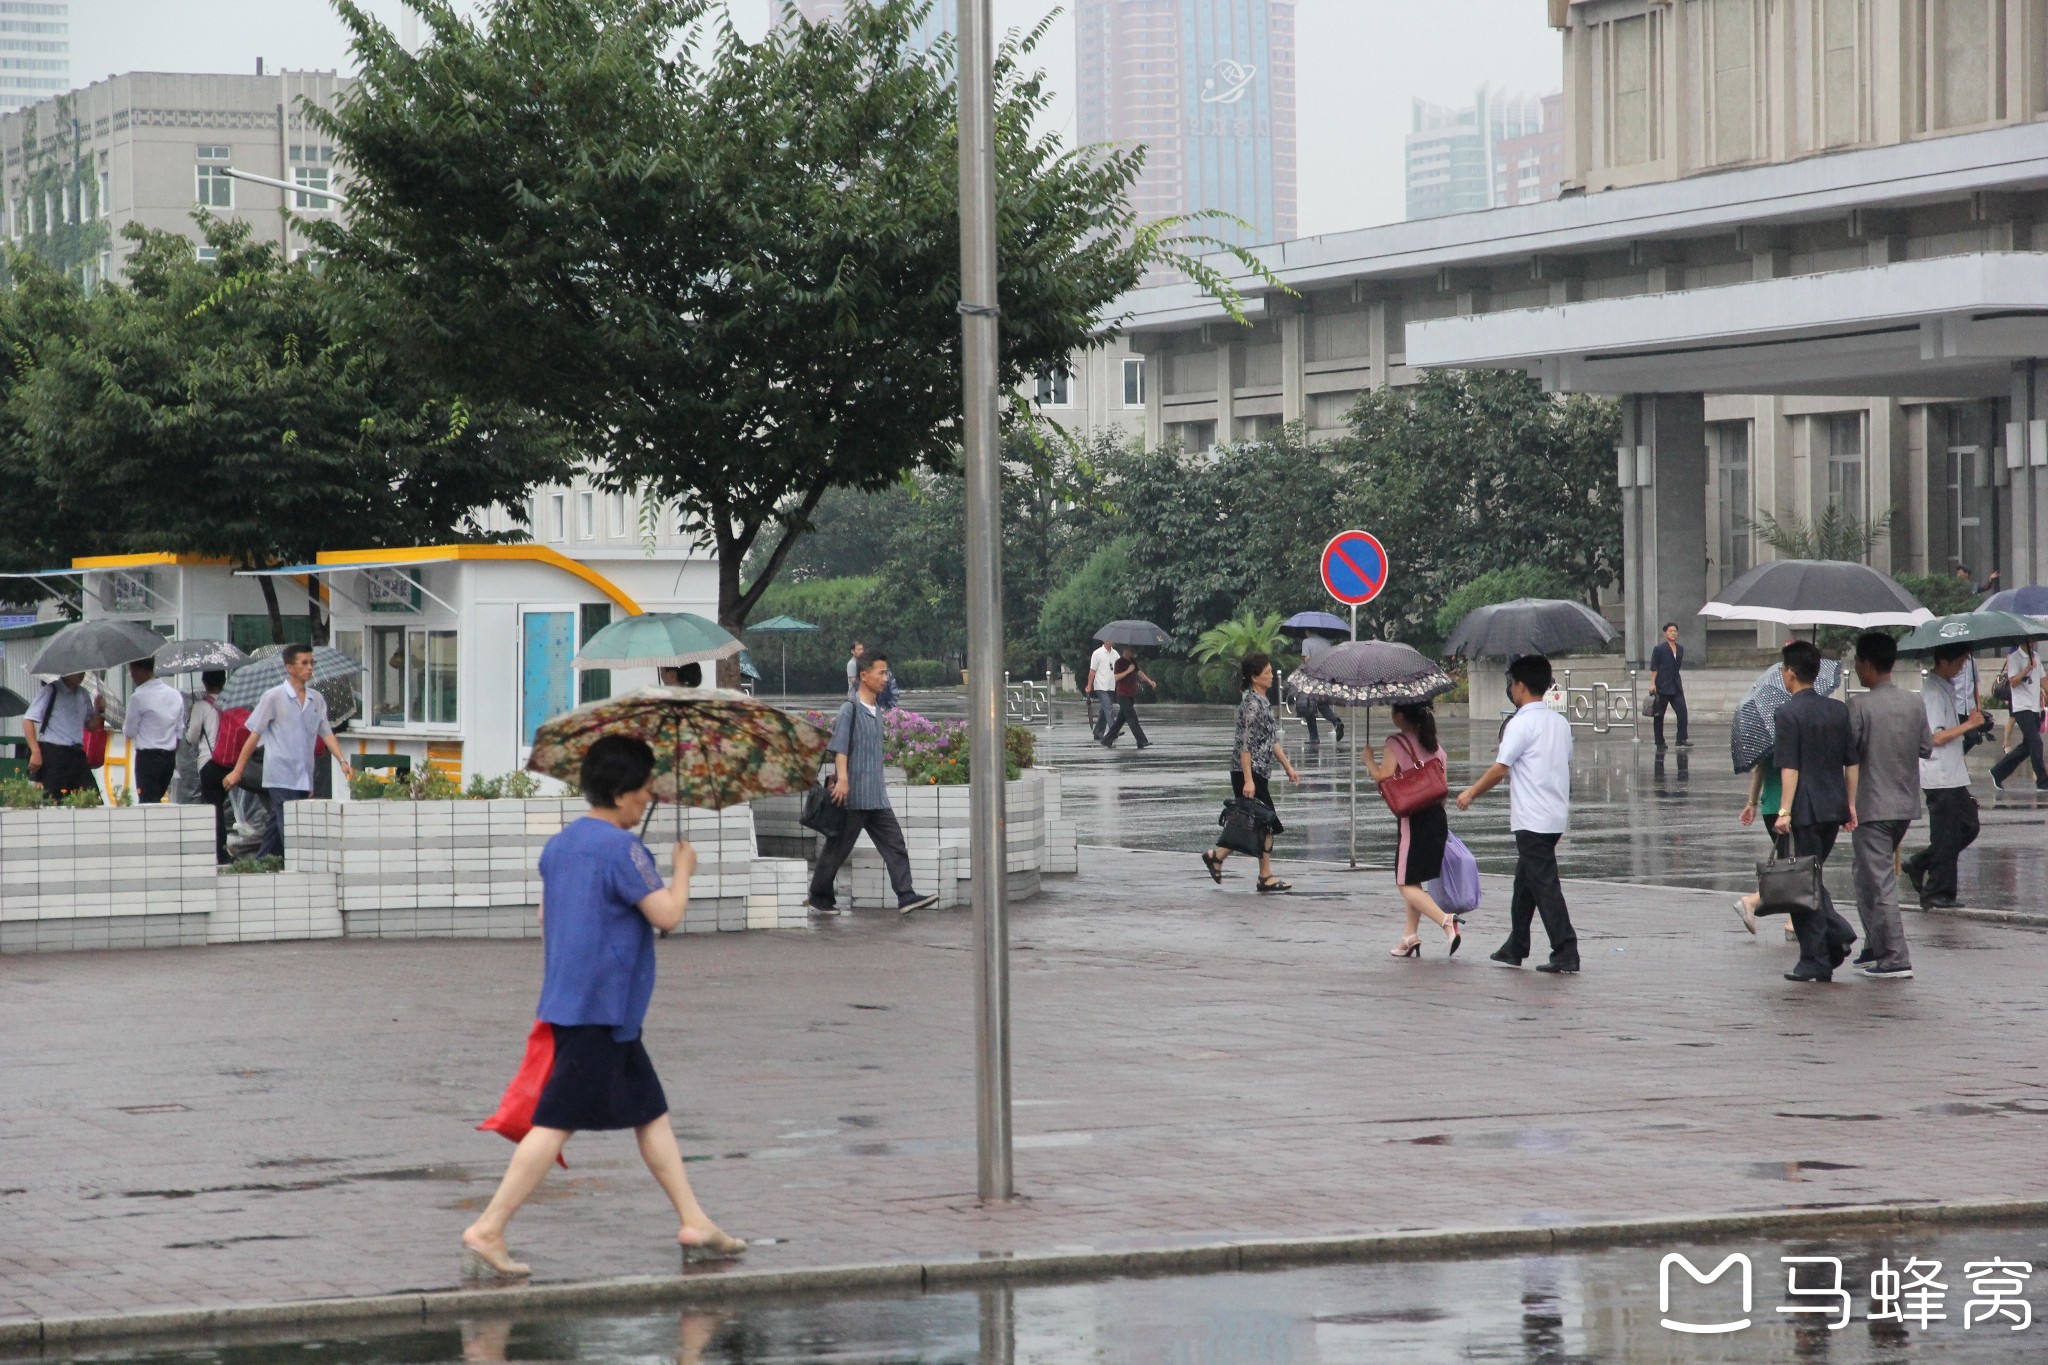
{"left": 1396, "top": 801, "right": 1448, "bottom": 887}
{"left": 531, "top": 1024, "right": 670, "bottom": 1132}
{"left": 1228, "top": 769, "right": 1284, "bottom": 835}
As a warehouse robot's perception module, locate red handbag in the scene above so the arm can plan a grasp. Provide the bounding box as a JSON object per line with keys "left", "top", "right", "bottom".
{"left": 81, "top": 715, "right": 107, "bottom": 770}
{"left": 1378, "top": 734, "right": 1447, "bottom": 817}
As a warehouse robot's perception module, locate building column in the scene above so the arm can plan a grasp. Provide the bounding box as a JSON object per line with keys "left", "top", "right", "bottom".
{"left": 1619, "top": 393, "right": 1709, "bottom": 665}
{"left": 2009, "top": 360, "right": 2047, "bottom": 588}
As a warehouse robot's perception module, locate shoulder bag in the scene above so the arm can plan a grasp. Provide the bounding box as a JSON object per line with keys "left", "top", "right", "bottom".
{"left": 1217, "top": 795, "right": 1277, "bottom": 856}
{"left": 1377, "top": 734, "right": 1447, "bottom": 818}
{"left": 1754, "top": 850, "right": 1823, "bottom": 916}
{"left": 800, "top": 773, "right": 847, "bottom": 840}
{"left": 81, "top": 714, "right": 107, "bottom": 770}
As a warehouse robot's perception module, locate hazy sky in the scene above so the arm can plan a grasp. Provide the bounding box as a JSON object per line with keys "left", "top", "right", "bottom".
{"left": 74, "top": 0, "right": 1561, "bottom": 236}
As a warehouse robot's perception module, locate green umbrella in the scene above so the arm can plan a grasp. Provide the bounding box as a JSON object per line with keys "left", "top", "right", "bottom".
{"left": 1895, "top": 610, "right": 2048, "bottom": 657}
{"left": 744, "top": 615, "right": 821, "bottom": 697}
{"left": 574, "top": 612, "right": 740, "bottom": 670}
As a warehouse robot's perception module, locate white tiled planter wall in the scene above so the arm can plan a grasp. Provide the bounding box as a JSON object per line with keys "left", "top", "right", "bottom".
{"left": 209, "top": 870, "right": 342, "bottom": 944}
{"left": 0, "top": 806, "right": 218, "bottom": 951}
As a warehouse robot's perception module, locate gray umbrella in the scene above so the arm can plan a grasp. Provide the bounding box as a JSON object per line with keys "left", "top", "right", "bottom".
{"left": 1094, "top": 620, "right": 1173, "bottom": 647}
{"left": 28, "top": 619, "right": 165, "bottom": 676}
{"left": 1700, "top": 559, "right": 1930, "bottom": 629}
{"left": 0, "top": 685, "right": 26, "bottom": 719}
{"left": 1443, "top": 597, "right": 1616, "bottom": 660}
{"left": 220, "top": 645, "right": 363, "bottom": 710}
{"left": 1292, "top": 640, "right": 1456, "bottom": 705}
{"left": 1730, "top": 658, "right": 1843, "bottom": 773}
{"left": 155, "top": 638, "right": 252, "bottom": 676}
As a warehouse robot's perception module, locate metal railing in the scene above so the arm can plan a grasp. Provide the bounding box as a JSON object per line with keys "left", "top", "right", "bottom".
{"left": 1004, "top": 674, "right": 1052, "bottom": 727}
{"left": 1558, "top": 667, "right": 1641, "bottom": 736}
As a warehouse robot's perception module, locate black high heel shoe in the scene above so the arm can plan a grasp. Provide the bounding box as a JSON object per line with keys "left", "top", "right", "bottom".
{"left": 1443, "top": 916, "right": 1463, "bottom": 956}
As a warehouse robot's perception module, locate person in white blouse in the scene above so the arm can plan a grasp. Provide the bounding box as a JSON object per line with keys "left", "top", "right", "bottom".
{"left": 122, "top": 657, "right": 187, "bottom": 805}
{"left": 1990, "top": 641, "right": 2045, "bottom": 791}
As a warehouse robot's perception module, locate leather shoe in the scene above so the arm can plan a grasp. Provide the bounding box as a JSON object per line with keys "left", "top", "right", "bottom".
{"left": 1784, "top": 968, "right": 1832, "bottom": 983}
{"left": 1488, "top": 948, "right": 1522, "bottom": 968}
{"left": 1535, "top": 960, "right": 1579, "bottom": 974}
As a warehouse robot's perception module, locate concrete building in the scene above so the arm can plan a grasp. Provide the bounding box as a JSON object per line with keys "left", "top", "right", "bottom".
{"left": 0, "top": 0, "right": 66, "bottom": 112}
{"left": 1075, "top": 0, "right": 1297, "bottom": 248}
{"left": 1406, "top": 88, "right": 1557, "bottom": 220}
{"left": 1113, "top": 0, "right": 2048, "bottom": 662}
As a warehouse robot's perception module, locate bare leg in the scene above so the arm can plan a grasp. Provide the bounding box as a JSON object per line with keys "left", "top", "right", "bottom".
{"left": 1258, "top": 836, "right": 1274, "bottom": 882}
{"left": 1399, "top": 884, "right": 1452, "bottom": 930}
{"left": 635, "top": 1116, "right": 741, "bottom": 1249}
{"left": 462, "top": 1125, "right": 570, "bottom": 1271}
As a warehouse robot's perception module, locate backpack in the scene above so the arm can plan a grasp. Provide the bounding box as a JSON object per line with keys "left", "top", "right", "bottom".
{"left": 211, "top": 705, "right": 253, "bottom": 769}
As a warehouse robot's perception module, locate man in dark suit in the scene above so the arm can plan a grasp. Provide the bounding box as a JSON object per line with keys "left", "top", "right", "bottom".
{"left": 1649, "top": 621, "right": 1689, "bottom": 750}
{"left": 1773, "top": 640, "right": 1859, "bottom": 983}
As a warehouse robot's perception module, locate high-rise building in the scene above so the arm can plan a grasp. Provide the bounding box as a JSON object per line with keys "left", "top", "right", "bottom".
{"left": 772, "top": 0, "right": 954, "bottom": 52}
{"left": 0, "top": 0, "right": 68, "bottom": 111}
{"left": 1075, "top": 0, "right": 1296, "bottom": 248}
{"left": 1404, "top": 86, "right": 1556, "bottom": 220}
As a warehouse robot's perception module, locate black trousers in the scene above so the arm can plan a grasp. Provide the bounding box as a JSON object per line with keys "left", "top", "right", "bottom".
{"left": 1652, "top": 690, "right": 1689, "bottom": 747}
{"left": 1787, "top": 822, "right": 1857, "bottom": 976}
{"left": 199, "top": 760, "right": 232, "bottom": 863}
{"left": 132, "top": 748, "right": 177, "bottom": 805}
{"left": 809, "top": 806, "right": 917, "bottom": 907}
{"left": 1991, "top": 710, "right": 2047, "bottom": 788}
{"left": 33, "top": 743, "right": 92, "bottom": 801}
{"left": 1501, "top": 830, "right": 1577, "bottom": 967}
{"left": 1907, "top": 788, "right": 1980, "bottom": 903}
{"left": 1304, "top": 700, "right": 1343, "bottom": 744}
{"left": 1102, "top": 696, "right": 1148, "bottom": 747}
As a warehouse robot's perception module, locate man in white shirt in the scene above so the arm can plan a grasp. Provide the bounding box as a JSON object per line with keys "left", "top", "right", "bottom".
{"left": 1457, "top": 653, "right": 1579, "bottom": 973}
{"left": 1087, "top": 639, "right": 1119, "bottom": 741}
{"left": 21, "top": 671, "right": 102, "bottom": 801}
{"left": 1990, "top": 641, "right": 2045, "bottom": 791}
{"left": 224, "top": 645, "right": 353, "bottom": 859}
{"left": 1903, "top": 645, "right": 1983, "bottom": 909}
{"left": 122, "top": 657, "right": 187, "bottom": 805}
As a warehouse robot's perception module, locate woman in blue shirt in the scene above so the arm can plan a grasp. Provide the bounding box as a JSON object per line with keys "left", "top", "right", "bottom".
{"left": 461, "top": 735, "right": 745, "bottom": 1277}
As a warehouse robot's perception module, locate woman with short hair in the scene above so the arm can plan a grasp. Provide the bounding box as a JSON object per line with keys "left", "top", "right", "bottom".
{"left": 1201, "top": 652, "right": 1300, "bottom": 892}
{"left": 461, "top": 733, "right": 744, "bottom": 1278}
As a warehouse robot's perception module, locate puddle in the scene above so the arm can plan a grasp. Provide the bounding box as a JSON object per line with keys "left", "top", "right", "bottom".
{"left": 1745, "top": 1160, "right": 1861, "bottom": 1182}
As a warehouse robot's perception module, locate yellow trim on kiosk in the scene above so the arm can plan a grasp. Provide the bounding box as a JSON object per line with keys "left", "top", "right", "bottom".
{"left": 70, "top": 552, "right": 225, "bottom": 569}
{"left": 314, "top": 544, "right": 643, "bottom": 616}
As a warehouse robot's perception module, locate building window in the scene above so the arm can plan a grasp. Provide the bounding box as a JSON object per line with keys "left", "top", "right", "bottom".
{"left": 579, "top": 603, "right": 613, "bottom": 704}
{"left": 369, "top": 626, "right": 459, "bottom": 727}
{"left": 291, "top": 165, "right": 332, "bottom": 210}
{"left": 99, "top": 169, "right": 110, "bottom": 218}
{"left": 196, "top": 246, "right": 219, "bottom": 264}
{"left": 1713, "top": 422, "right": 1752, "bottom": 583}
{"left": 1121, "top": 357, "right": 1146, "bottom": 408}
{"left": 549, "top": 492, "right": 567, "bottom": 542}
{"left": 1924, "top": 0, "right": 2003, "bottom": 130}
{"left": 196, "top": 164, "right": 233, "bottom": 209}
{"left": 196, "top": 144, "right": 230, "bottom": 162}
{"left": 1035, "top": 367, "right": 1073, "bottom": 407}
{"left": 609, "top": 493, "right": 627, "bottom": 538}
{"left": 1822, "top": 413, "right": 1866, "bottom": 527}
{"left": 577, "top": 491, "right": 595, "bottom": 540}
{"left": 1604, "top": 13, "right": 1661, "bottom": 167}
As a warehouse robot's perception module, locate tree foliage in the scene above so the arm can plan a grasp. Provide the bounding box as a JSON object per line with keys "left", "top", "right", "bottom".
{"left": 1192, "top": 611, "right": 1296, "bottom": 689}
{"left": 1432, "top": 566, "right": 1577, "bottom": 641}
{"left": 1748, "top": 504, "right": 1893, "bottom": 563}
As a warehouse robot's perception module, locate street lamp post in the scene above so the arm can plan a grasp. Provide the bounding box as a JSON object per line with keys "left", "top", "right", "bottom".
{"left": 957, "top": 0, "right": 1013, "bottom": 1205}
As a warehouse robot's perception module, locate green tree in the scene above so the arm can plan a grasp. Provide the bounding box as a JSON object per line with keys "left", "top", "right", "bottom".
{"left": 1748, "top": 505, "right": 1893, "bottom": 562}
{"left": 18, "top": 220, "right": 569, "bottom": 640}
{"left": 1433, "top": 566, "right": 1576, "bottom": 641}
{"left": 0, "top": 251, "right": 94, "bottom": 587}
{"left": 1192, "top": 610, "right": 1296, "bottom": 690}
{"left": 1036, "top": 536, "right": 1136, "bottom": 681}
{"left": 317, "top": 0, "right": 1268, "bottom": 673}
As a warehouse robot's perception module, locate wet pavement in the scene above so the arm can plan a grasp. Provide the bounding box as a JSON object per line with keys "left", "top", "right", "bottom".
{"left": 30, "top": 1222, "right": 2048, "bottom": 1362}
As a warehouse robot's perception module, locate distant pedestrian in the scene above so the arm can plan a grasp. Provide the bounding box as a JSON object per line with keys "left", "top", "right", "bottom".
{"left": 185, "top": 670, "right": 233, "bottom": 863}
{"left": 1087, "top": 638, "right": 1119, "bottom": 741}
{"left": 1100, "top": 646, "right": 1155, "bottom": 749}
{"left": 1845, "top": 632, "right": 1930, "bottom": 981}
{"left": 223, "top": 645, "right": 354, "bottom": 859}
{"left": 1458, "top": 653, "right": 1578, "bottom": 973}
{"left": 122, "top": 657, "right": 186, "bottom": 805}
{"left": 1771, "top": 640, "right": 1859, "bottom": 983}
{"left": 1201, "top": 652, "right": 1300, "bottom": 893}
{"left": 1989, "top": 641, "right": 2045, "bottom": 791}
{"left": 1363, "top": 701, "right": 1461, "bottom": 957}
{"left": 1296, "top": 634, "right": 1345, "bottom": 745}
{"left": 805, "top": 652, "right": 937, "bottom": 916}
{"left": 461, "top": 733, "right": 744, "bottom": 1279}
{"left": 1649, "top": 622, "right": 1689, "bottom": 750}
{"left": 658, "top": 663, "right": 703, "bottom": 687}
{"left": 21, "top": 671, "right": 101, "bottom": 801}
{"left": 1904, "top": 644, "right": 1983, "bottom": 909}
{"left": 845, "top": 640, "right": 864, "bottom": 697}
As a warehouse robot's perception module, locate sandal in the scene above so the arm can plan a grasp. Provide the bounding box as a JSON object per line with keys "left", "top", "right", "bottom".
{"left": 1443, "top": 915, "right": 1463, "bottom": 956}
{"left": 1201, "top": 850, "right": 1225, "bottom": 884}
{"left": 1256, "top": 877, "right": 1292, "bottom": 893}
{"left": 1390, "top": 935, "right": 1421, "bottom": 958}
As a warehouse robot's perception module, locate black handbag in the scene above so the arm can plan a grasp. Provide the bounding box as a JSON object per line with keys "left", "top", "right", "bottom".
{"left": 1218, "top": 796, "right": 1277, "bottom": 856}
{"left": 800, "top": 774, "right": 847, "bottom": 839}
{"left": 1755, "top": 851, "right": 1823, "bottom": 916}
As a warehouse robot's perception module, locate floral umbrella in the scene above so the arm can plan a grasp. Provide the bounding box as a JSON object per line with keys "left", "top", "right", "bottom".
{"left": 526, "top": 686, "right": 828, "bottom": 809}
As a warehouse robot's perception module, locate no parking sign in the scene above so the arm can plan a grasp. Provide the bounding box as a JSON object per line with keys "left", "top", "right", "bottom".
{"left": 1320, "top": 530, "right": 1389, "bottom": 608}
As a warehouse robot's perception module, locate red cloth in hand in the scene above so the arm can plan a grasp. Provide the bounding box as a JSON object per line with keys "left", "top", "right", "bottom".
{"left": 477, "top": 1020, "right": 568, "bottom": 1168}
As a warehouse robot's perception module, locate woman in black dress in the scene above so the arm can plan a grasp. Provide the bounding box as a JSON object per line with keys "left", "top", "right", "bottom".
{"left": 461, "top": 734, "right": 744, "bottom": 1277}
{"left": 1363, "top": 701, "right": 1461, "bottom": 957}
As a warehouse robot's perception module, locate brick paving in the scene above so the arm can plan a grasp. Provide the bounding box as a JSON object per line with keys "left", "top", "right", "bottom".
{"left": 4, "top": 845, "right": 2048, "bottom": 1327}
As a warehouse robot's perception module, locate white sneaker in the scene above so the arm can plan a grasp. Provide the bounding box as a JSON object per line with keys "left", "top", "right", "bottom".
{"left": 1732, "top": 897, "right": 1758, "bottom": 935}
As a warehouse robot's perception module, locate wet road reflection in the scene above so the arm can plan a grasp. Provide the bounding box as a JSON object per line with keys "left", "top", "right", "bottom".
{"left": 46, "top": 1223, "right": 2048, "bottom": 1363}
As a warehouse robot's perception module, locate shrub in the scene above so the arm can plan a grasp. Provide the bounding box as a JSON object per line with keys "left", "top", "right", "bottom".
{"left": 224, "top": 855, "right": 285, "bottom": 875}
{"left": 1434, "top": 567, "right": 1578, "bottom": 643}
{"left": 1038, "top": 538, "right": 1138, "bottom": 668}
{"left": 351, "top": 765, "right": 465, "bottom": 801}
{"left": 1894, "top": 572, "right": 1978, "bottom": 620}
{"left": 59, "top": 785, "right": 102, "bottom": 808}
{"left": 804, "top": 709, "right": 1033, "bottom": 784}
{"left": 0, "top": 776, "right": 45, "bottom": 809}
{"left": 892, "top": 658, "right": 957, "bottom": 690}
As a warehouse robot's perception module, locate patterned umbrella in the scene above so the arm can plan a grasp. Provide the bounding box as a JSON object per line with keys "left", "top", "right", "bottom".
{"left": 526, "top": 686, "right": 828, "bottom": 809}
{"left": 154, "top": 638, "right": 252, "bottom": 676}
{"left": 1292, "top": 639, "right": 1455, "bottom": 706}
{"left": 1730, "top": 658, "right": 1843, "bottom": 773}
{"left": 1981, "top": 586, "right": 2048, "bottom": 618}
{"left": 220, "top": 645, "right": 363, "bottom": 710}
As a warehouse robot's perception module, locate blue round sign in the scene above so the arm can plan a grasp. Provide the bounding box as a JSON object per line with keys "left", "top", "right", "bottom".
{"left": 1320, "top": 530, "right": 1388, "bottom": 607}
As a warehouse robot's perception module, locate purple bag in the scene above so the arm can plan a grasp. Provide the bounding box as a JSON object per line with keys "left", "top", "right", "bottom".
{"left": 1428, "top": 832, "right": 1481, "bottom": 914}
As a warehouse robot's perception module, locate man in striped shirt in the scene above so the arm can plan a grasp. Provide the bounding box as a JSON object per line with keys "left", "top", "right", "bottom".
{"left": 805, "top": 651, "right": 936, "bottom": 917}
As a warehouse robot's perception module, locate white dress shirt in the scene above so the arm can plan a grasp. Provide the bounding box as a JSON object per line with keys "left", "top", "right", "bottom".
{"left": 122, "top": 677, "right": 187, "bottom": 752}
{"left": 2007, "top": 649, "right": 2042, "bottom": 714}
{"left": 1496, "top": 701, "right": 1574, "bottom": 834}
{"left": 1089, "top": 644, "right": 1119, "bottom": 692}
{"left": 1919, "top": 674, "right": 1970, "bottom": 790}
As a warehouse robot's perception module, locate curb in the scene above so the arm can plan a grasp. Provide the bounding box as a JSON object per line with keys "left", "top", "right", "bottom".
{"left": 11, "top": 1198, "right": 2048, "bottom": 1351}
{"left": 1904, "top": 902, "right": 2048, "bottom": 929}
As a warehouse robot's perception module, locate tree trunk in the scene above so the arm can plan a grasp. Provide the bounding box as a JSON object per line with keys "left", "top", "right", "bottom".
{"left": 306, "top": 574, "right": 329, "bottom": 645}
{"left": 257, "top": 573, "right": 286, "bottom": 645}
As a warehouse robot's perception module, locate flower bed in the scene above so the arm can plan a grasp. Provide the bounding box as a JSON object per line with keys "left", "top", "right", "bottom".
{"left": 804, "top": 708, "right": 1035, "bottom": 785}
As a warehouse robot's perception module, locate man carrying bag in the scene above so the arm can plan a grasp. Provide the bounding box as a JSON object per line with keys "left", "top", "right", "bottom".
{"left": 1769, "top": 641, "right": 1859, "bottom": 983}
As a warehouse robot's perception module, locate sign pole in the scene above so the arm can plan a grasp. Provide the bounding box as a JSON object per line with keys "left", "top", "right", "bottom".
{"left": 1318, "top": 532, "right": 1386, "bottom": 875}
{"left": 1349, "top": 602, "right": 1357, "bottom": 868}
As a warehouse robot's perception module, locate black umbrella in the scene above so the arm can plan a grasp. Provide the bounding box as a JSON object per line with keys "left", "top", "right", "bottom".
{"left": 0, "top": 685, "right": 26, "bottom": 719}
{"left": 28, "top": 619, "right": 164, "bottom": 676}
{"left": 1442, "top": 597, "right": 1616, "bottom": 660}
{"left": 1700, "top": 559, "right": 1930, "bottom": 629}
{"left": 1093, "top": 620, "right": 1173, "bottom": 647}
{"left": 1294, "top": 640, "right": 1456, "bottom": 869}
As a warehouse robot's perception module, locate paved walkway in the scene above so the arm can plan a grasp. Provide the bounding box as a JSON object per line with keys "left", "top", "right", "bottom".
{"left": 4, "top": 846, "right": 2047, "bottom": 1327}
